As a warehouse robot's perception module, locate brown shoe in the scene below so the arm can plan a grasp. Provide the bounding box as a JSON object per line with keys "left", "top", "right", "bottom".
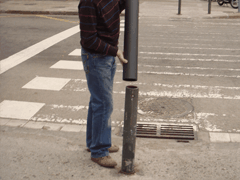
{"left": 87, "top": 145, "right": 119, "bottom": 153}
{"left": 91, "top": 155, "right": 117, "bottom": 168}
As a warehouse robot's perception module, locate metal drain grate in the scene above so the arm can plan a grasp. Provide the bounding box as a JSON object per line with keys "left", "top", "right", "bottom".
{"left": 136, "top": 124, "right": 157, "bottom": 136}
{"left": 136, "top": 123, "right": 196, "bottom": 140}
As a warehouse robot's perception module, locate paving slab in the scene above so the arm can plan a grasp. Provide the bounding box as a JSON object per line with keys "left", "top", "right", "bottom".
{"left": 209, "top": 132, "right": 231, "bottom": 142}
{"left": 61, "top": 124, "right": 82, "bottom": 132}
{"left": 229, "top": 133, "right": 240, "bottom": 142}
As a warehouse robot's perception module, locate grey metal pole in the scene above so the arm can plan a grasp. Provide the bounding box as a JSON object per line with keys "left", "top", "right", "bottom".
{"left": 121, "top": 86, "right": 139, "bottom": 174}
{"left": 178, "top": 0, "right": 181, "bottom": 15}
{"left": 238, "top": 0, "right": 240, "bottom": 13}
{"left": 123, "top": 0, "right": 139, "bottom": 81}
{"left": 208, "top": 0, "right": 211, "bottom": 14}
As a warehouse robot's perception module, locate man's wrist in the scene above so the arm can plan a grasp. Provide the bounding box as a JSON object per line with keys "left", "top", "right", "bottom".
{"left": 117, "top": 49, "right": 121, "bottom": 57}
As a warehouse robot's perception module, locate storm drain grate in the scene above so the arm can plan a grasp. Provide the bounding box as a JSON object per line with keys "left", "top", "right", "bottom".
{"left": 136, "top": 124, "right": 157, "bottom": 135}
{"left": 136, "top": 123, "right": 196, "bottom": 140}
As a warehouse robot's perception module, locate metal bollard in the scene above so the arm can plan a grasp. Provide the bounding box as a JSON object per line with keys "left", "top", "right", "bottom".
{"left": 178, "top": 0, "right": 181, "bottom": 15}
{"left": 238, "top": 0, "right": 240, "bottom": 13}
{"left": 208, "top": 0, "right": 211, "bottom": 14}
{"left": 123, "top": 0, "right": 139, "bottom": 81}
{"left": 121, "top": 86, "right": 139, "bottom": 174}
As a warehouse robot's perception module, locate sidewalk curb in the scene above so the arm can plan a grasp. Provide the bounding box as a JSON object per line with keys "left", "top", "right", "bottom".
{"left": 1, "top": 118, "right": 240, "bottom": 143}
{"left": 0, "top": 10, "right": 125, "bottom": 16}
{"left": 0, "top": 10, "right": 78, "bottom": 15}
{"left": 203, "top": 13, "right": 240, "bottom": 19}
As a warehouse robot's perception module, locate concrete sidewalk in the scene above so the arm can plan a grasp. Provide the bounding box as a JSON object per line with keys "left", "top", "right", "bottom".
{"left": 0, "top": 125, "right": 240, "bottom": 180}
{"left": 0, "top": 0, "right": 239, "bottom": 19}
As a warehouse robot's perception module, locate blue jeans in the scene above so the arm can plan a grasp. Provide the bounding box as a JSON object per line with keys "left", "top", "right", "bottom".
{"left": 81, "top": 47, "right": 116, "bottom": 158}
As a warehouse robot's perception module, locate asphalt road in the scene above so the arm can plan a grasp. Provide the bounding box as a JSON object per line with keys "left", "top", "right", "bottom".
{"left": 0, "top": 13, "right": 240, "bottom": 134}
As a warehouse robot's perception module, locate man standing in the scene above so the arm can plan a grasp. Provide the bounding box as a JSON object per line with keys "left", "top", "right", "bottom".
{"left": 78, "top": 0, "right": 127, "bottom": 168}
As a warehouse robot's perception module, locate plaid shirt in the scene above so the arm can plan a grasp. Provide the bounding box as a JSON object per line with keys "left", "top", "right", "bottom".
{"left": 78, "top": 0, "right": 125, "bottom": 56}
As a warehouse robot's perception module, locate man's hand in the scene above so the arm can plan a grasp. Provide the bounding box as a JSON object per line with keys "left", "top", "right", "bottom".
{"left": 117, "top": 50, "right": 128, "bottom": 65}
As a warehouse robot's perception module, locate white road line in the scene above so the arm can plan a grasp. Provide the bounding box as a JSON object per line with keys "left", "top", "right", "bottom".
{"left": 59, "top": 78, "right": 240, "bottom": 100}
{"left": 153, "top": 83, "right": 240, "bottom": 90}
{"left": 0, "top": 25, "right": 80, "bottom": 74}
{"left": 66, "top": 78, "right": 240, "bottom": 90}
{"left": 140, "top": 45, "right": 240, "bottom": 51}
{"left": 113, "top": 90, "right": 240, "bottom": 100}
{"left": 50, "top": 104, "right": 88, "bottom": 110}
{"left": 69, "top": 49, "right": 81, "bottom": 56}
{"left": 139, "top": 65, "right": 240, "bottom": 72}
{"left": 141, "top": 57, "right": 240, "bottom": 63}
{"left": 138, "top": 70, "right": 240, "bottom": 79}
{"left": 116, "top": 70, "right": 240, "bottom": 78}
{"left": 31, "top": 114, "right": 87, "bottom": 124}
{"left": 140, "top": 42, "right": 220, "bottom": 47}
{"left": 0, "top": 100, "right": 45, "bottom": 120}
{"left": 22, "top": 77, "right": 71, "bottom": 91}
{"left": 140, "top": 36, "right": 240, "bottom": 42}
{"left": 50, "top": 60, "right": 83, "bottom": 70}
{"left": 140, "top": 51, "right": 240, "bottom": 58}
{"left": 26, "top": 102, "right": 240, "bottom": 133}
{"left": 30, "top": 104, "right": 88, "bottom": 124}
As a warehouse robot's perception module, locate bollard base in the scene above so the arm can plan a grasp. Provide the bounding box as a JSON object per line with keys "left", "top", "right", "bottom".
{"left": 119, "top": 169, "right": 135, "bottom": 175}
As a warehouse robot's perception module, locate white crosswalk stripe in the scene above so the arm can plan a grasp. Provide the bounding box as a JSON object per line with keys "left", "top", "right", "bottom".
{"left": 69, "top": 49, "right": 81, "bottom": 56}
{"left": 50, "top": 60, "right": 83, "bottom": 70}
{"left": 22, "top": 77, "right": 71, "bottom": 91}
{"left": 0, "top": 100, "right": 45, "bottom": 120}
{"left": 1, "top": 17, "right": 239, "bottom": 135}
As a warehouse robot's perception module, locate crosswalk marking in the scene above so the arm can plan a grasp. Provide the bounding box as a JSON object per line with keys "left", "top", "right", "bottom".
{"left": 140, "top": 45, "right": 240, "bottom": 51}
{"left": 117, "top": 70, "right": 240, "bottom": 79}
{"left": 20, "top": 76, "right": 240, "bottom": 100}
{"left": 22, "top": 77, "right": 71, "bottom": 91}
{"left": 0, "top": 100, "right": 45, "bottom": 120}
{"left": 0, "top": 25, "right": 80, "bottom": 74}
{"left": 136, "top": 90, "right": 240, "bottom": 100}
{"left": 120, "top": 22, "right": 124, "bottom": 33}
{"left": 69, "top": 49, "right": 81, "bottom": 56}
{"left": 31, "top": 113, "right": 87, "bottom": 124}
{"left": 50, "top": 60, "right": 83, "bottom": 70}
{"left": 138, "top": 64, "right": 240, "bottom": 72}
{"left": 140, "top": 51, "right": 240, "bottom": 58}
{"left": 4, "top": 100, "right": 235, "bottom": 133}
{"left": 152, "top": 83, "right": 240, "bottom": 90}
{"left": 141, "top": 57, "right": 240, "bottom": 63}
{"left": 1, "top": 15, "right": 239, "bottom": 135}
